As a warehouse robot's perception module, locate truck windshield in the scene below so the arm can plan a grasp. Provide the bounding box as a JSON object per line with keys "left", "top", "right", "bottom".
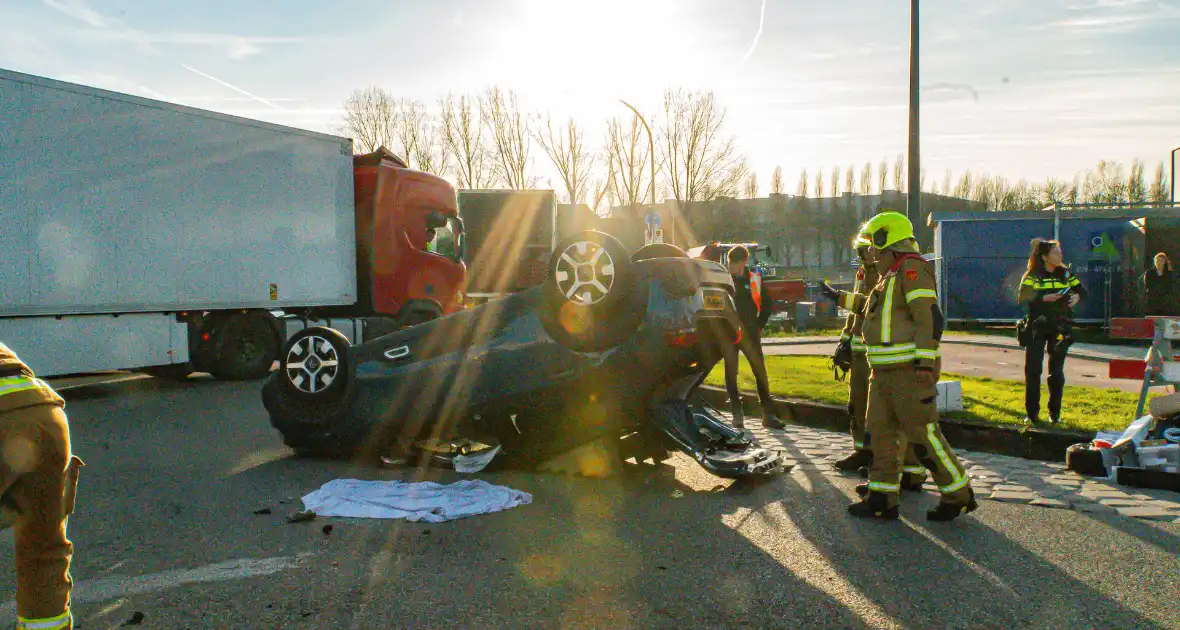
{"left": 427, "top": 216, "right": 464, "bottom": 262}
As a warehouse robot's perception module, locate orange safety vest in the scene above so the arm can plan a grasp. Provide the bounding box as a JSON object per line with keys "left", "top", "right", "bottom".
{"left": 733, "top": 269, "right": 763, "bottom": 345}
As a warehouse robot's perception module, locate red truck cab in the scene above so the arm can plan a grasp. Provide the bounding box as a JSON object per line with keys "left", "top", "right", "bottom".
{"left": 351, "top": 148, "right": 466, "bottom": 326}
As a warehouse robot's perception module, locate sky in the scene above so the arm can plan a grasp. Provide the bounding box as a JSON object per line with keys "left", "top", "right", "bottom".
{"left": 2, "top": 0, "right": 1179, "bottom": 196}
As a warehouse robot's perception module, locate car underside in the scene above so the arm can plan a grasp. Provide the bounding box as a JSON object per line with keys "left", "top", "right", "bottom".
{"left": 261, "top": 231, "right": 786, "bottom": 479}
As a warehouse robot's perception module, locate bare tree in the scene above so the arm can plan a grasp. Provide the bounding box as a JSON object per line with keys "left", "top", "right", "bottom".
{"left": 535, "top": 115, "right": 594, "bottom": 204}
{"left": 878, "top": 158, "right": 888, "bottom": 194}
{"left": 440, "top": 93, "right": 494, "bottom": 189}
{"left": 770, "top": 166, "right": 784, "bottom": 195}
{"left": 830, "top": 166, "right": 840, "bottom": 198}
{"left": 1128, "top": 158, "right": 1147, "bottom": 204}
{"left": 604, "top": 113, "right": 653, "bottom": 208}
{"left": 392, "top": 99, "right": 425, "bottom": 167}
{"left": 1149, "top": 160, "right": 1171, "bottom": 204}
{"left": 793, "top": 170, "right": 813, "bottom": 267}
{"left": 892, "top": 154, "right": 905, "bottom": 192}
{"left": 954, "top": 171, "right": 973, "bottom": 198}
{"left": 658, "top": 89, "right": 748, "bottom": 206}
{"left": 859, "top": 162, "right": 872, "bottom": 195}
{"left": 1040, "top": 178, "right": 1068, "bottom": 205}
{"left": 743, "top": 172, "right": 759, "bottom": 199}
{"left": 481, "top": 86, "right": 534, "bottom": 189}
{"left": 943, "top": 170, "right": 953, "bottom": 197}
{"left": 814, "top": 169, "right": 825, "bottom": 199}
{"left": 341, "top": 86, "right": 396, "bottom": 154}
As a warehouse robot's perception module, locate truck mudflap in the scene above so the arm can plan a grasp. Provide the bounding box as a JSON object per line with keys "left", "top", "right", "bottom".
{"left": 649, "top": 402, "right": 786, "bottom": 478}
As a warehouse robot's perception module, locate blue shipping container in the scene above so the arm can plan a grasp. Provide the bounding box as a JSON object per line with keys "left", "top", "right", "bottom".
{"left": 932, "top": 212, "right": 1147, "bottom": 324}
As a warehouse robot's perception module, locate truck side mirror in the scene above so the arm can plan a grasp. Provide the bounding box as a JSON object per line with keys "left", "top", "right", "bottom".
{"left": 427, "top": 211, "right": 448, "bottom": 230}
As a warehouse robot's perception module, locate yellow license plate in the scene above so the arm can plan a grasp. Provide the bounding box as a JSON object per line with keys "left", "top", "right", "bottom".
{"left": 704, "top": 294, "right": 724, "bottom": 310}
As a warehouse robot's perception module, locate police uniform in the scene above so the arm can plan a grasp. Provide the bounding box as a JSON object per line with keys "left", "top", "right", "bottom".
{"left": 0, "top": 343, "right": 81, "bottom": 630}
{"left": 833, "top": 257, "right": 927, "bottom": 488}
{"left": 1018, "top": 265, "right": 1086, "bottom": 423}
{"left": 849, "top": 212, "right": 976, "bottom": 521}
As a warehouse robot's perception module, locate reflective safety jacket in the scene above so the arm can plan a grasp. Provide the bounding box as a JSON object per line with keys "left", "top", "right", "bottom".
{"left": 860, "top": 253, "right": 941, "bottom": 369}
{"left": 1018, "top": 266, "right": 1086, "bottom": 322}
{"left": 0, "top": 344, "right": 63, "bottom": 412}
{"left": 838, "top": 264, "right": 879, "bottom": 355}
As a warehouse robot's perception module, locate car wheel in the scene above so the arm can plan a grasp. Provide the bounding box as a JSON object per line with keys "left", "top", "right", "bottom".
{"left": 278, "top": 326, "right": 352, "bottom": 400}
{"left": 264, "top": 327, "right": 370, "bottom": 458}
{"left": 538, "top": 231, "right": 641, "bottom": 353}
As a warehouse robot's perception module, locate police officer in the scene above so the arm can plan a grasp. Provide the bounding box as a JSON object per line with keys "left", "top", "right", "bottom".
{"left": 0, "top": 343, "right": 81, "bottom": 629}
{"left": 844, "top": 212, "right": 976, "bottom": 521}
{"left": 825, "top": 240, "right": 927, "bottom": 492}
{"left": 1018, "top": 238, "right": 1087, "bottom": 424}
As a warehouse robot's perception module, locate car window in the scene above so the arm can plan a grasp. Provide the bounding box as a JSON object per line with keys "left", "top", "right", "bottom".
{"left": 427, "top": 216, "right": 463, "bottom": 262}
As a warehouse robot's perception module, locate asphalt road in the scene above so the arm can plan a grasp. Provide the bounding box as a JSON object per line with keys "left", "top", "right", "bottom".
{"left": 765, "top": 341, "right": 1152, "bottom": 394}
{"left": 1, "top": 376, "right": 1177, "bottom": 629}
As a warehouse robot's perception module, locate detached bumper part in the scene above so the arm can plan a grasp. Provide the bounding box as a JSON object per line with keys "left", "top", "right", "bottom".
{"left": 651, "top": 403, "right": 785, "bottom": 478}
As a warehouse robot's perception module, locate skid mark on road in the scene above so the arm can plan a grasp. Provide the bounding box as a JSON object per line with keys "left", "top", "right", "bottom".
{"left": 1, "top": 553, "right": 313, "bottom": 616}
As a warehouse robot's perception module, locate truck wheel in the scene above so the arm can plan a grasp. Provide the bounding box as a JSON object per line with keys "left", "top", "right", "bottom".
{"left": 538, "top": 231, "right": 640, "bottom": 353}
{"left": 210, "top": 312, "right": 280, "bottom": 380}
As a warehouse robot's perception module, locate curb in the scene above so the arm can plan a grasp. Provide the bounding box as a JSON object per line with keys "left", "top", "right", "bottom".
{"left": 697, "top": 385, "right": 1092, "bottom": 463}
{"left": 762, "top": 336, "right": 1129, "bottom": 363}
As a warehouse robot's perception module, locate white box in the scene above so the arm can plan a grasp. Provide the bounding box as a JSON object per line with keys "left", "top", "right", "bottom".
{"left": 937, "top": 380, "right": 963, "bottom": 413}
{"left": 1162, "top": 318, "right": 1180, "bottom": 341}
{"left": 1162, "top": 361, "right": 1180, "bottom": 384}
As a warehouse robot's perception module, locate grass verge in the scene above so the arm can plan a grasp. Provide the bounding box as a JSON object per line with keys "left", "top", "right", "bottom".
{"left": 705, "top": 355, "right": 1157, "bottom": 435}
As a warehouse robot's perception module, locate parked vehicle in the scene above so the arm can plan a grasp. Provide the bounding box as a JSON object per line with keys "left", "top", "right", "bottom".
{"left": 685, "top": 242, "right": 807, "bottom": 315}
{"left": 457, "top": 189, "right": 557, "bottom": 304}
{"left": 262, "top": 232, "right": 786, "bottom": 479}
{"left": 0, "top": 68, "right": 465, "bottom": 379}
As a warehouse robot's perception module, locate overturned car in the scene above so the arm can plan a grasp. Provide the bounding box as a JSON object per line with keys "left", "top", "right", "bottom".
{"left": 261, "top": 231, "right": 785, "bottom": 479}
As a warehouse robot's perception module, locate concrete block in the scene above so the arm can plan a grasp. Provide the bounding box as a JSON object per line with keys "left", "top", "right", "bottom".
{"left": 936, "top": 380, "right": 963, "bottom": 412}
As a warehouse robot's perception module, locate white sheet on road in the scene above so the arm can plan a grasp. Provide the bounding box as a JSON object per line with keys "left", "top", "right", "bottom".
{"left": 301, "top": 478, "right": 532, "bottom": 523}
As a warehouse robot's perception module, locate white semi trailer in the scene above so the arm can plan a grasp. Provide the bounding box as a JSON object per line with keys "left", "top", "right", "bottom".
{"left": 0, "top": 68, "right": 466, "bottom": 379}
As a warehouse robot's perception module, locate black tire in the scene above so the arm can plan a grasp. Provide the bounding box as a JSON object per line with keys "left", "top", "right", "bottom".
{"left": 209, "top": 312, "right": 280, "bottom": 380}
{"left": 264, "top": 326, "right": 368, "bottom": 458}
{"left": 631, "top": 243, "right": 687, "bottom": 262}
{"left": 538, "top": 231, "right": 640, "bottom": 353}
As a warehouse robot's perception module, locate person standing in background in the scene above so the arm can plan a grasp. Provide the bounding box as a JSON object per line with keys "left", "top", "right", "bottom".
{"left": 722, "top": 246, "right": 786, "bottom": 430}
{"left": 1142, "top": 252, "right": 1176, "bottom": 316}
{"left": 1018, "top": 239, "right": 1087, "bottom": 424}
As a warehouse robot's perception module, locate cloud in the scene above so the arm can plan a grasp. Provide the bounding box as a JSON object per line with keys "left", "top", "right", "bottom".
{"left": 37, "top": 0, "right": 304, "bottom": 59}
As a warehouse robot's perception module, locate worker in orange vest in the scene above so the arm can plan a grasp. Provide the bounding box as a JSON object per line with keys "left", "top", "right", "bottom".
{"left": 0, "top": 343, "right": 82, "bottom": 629}
{"left": 722, "top": 246, "right": 786, "bottom": 429}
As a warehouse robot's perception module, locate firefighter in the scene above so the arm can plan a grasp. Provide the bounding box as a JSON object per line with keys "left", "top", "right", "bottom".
{"left": 723, "top": 245, "right": 785, "bottom": 429}
{"left": 825, "top": 241, "right": 927, "bottom": 492}
{"left": 830, "top": 235, "right": 876, "bottom": 470}
{"left": 0, "top": 343, "right": 81, "bottom": 629}
{"left": 843, "top": 211, "right": 975, "bottom": 521}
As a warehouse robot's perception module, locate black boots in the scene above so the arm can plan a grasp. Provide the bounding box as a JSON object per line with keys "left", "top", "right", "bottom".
{"left": 847, "top": 491, "right": 898, "bottom": 520}
{"left": 834, "top": 449, "right": 873, "bottom": 472}
{"left": 926, "top": 489, "right": 979, "bottom": 522}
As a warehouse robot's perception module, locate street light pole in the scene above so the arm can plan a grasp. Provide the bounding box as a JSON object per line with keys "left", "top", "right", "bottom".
{"left": 907, "top": 0, "right": 921, "bottom": 229}
{"left": 1171, "top": 146, "right": 1178, "bottom": 203}
{"left": 620, "top": 100, "right": 663, "bottom": 242}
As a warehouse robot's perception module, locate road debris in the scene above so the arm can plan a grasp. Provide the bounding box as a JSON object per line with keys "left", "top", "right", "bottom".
{"left": 287, "top": 509, "right": 317, "bottom": 523}
{"left": 253, "top": 507, "right": 273, "bottom": 515}
{"left": 322, "top": 524, "right": 333, "bottom": 536}
{"left": 122, "top": 611, "right": 145, "bottom": 626}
